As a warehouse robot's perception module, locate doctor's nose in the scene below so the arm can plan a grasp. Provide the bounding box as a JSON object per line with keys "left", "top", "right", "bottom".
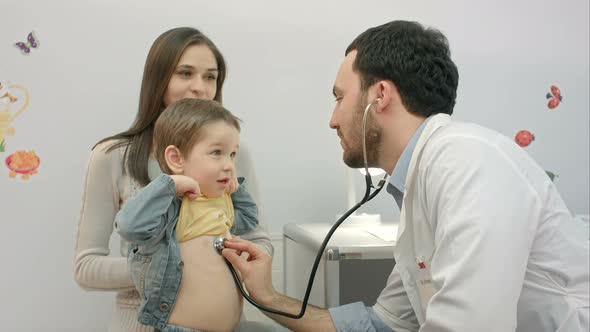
{"left": 329, "top": 109, "right": 339, "bottom": 130}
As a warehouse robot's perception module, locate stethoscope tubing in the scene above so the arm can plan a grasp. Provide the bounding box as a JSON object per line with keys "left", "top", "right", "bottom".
{"left": 223, "top": 100, "right": 386, "bottom": 318}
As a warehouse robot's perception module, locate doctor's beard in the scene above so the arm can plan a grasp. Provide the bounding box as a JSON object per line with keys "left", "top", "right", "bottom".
{"left": 343, "top": 95, "right": 382, "bottom": 169}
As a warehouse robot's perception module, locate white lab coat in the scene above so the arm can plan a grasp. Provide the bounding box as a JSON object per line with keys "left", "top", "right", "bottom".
{"left": 373, "top": 114, "right": 589, "bottom": 332}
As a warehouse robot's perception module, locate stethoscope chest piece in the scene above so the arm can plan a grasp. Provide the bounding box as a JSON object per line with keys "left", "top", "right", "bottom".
{"left": 213, "top": 237, "right": 227, "bottom": 254}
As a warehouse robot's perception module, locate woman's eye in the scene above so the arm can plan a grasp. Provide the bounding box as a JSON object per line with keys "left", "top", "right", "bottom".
{"left": 206, "top": 74, "right": 217, "bottom": 81}
{"left": 179, "top": 71, "right": 192, "bottom": 78}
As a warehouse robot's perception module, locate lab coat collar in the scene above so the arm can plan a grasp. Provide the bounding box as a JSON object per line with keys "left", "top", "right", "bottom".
{"left": 397, "top": 113, "right": 452, "bottom": 241}
{"left": 389, "top": 116, "right": 432, "bottom": 195}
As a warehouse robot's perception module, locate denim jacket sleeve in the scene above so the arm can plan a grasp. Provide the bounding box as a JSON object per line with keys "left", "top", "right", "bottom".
{"left": 230, "top": 177, "right": 260, "bottom": 235}
{"left": 115, "top": 173, "right": 180, "bottom": 246}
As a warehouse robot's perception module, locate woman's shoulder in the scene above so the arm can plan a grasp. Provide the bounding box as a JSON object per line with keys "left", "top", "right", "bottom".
{"left": 88, "top": 138, "right": 129, "bottom": 169}
{"left": 92, "top": 138, "right": 128, "bottom": 156}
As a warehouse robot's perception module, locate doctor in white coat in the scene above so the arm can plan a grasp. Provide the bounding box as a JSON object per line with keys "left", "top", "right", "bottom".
{"left": 222, "top": 20, "right": 590, "bottom": 332}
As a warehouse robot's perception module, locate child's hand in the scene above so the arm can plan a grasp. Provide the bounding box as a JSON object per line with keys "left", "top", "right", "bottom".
{"left": 226, "top": 173, "right": 239, "bottom": 194}
{"left": 170, "top": 175, "right": 201, "bottom": 200}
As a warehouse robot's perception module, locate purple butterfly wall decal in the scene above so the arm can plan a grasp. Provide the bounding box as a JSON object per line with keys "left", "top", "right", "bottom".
{"left": 15, "top": 31, "right": 39, "bottom": 55}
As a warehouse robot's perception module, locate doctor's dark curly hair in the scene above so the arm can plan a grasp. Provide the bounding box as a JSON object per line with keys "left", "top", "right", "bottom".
{"left": 346, "top": 20, "right": 459, "bottom": 117}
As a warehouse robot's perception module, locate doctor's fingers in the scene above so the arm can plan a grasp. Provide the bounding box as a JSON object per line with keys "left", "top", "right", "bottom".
{"left": 223, "top": 237, "right": 266, "bottom": 259}
{"left": 225, "top": 238, "right": 272, "bottom": 264}
{"left": 222, "top": 248, "right": 252, "bottom": 274}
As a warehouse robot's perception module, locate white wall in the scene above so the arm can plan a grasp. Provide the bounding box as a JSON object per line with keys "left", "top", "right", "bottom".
{"left": 1, "top": 0, "right": 588, "bottom": 330}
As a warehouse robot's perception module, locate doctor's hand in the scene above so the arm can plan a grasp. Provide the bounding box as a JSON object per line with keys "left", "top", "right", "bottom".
{"left": 221, "top": 237, "right": 276, "bottom": 305}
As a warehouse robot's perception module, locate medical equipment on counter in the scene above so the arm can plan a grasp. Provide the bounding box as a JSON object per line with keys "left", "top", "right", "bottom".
{"left": 214, "top": 99, "right": 388, "bottom": 318}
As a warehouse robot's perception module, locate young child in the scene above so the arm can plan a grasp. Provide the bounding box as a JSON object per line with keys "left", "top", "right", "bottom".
{"left": 115, "top": 98, "right": 258, "bottom": 332}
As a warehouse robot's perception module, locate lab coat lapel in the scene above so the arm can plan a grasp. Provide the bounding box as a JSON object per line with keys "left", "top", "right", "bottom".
{"left": 393, "top": 114, "right": 451, "bottom": 323}
{"left": 396, "top": 114, "right": 451, "bottom": 241}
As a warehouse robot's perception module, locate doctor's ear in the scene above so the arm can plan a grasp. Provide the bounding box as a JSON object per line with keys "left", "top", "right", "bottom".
{"left": 164, "top": 145, "right": 184, "bottom": 174}
{"left": 373, "top": 80, "right": 399, "bottom": 111}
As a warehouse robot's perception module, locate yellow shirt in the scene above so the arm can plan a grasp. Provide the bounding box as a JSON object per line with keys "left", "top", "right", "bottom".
{"left": 175, "top": 194, "right": 234, "bottom": 242}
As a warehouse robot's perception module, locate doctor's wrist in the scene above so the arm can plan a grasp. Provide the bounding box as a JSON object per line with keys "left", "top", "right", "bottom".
{"left": 253, "top": 288, "right": 281, "bottom": 307}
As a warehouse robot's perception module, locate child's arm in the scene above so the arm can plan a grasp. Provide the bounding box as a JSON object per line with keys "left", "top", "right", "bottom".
{"left": 230, "top": 177, "right": 260, "bottom": 235}
{"left": 115, "top": 173, "right": 199, "bottom": 245}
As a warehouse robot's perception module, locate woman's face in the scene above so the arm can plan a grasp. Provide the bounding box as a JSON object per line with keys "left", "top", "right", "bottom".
{"left": 163, "top": 44, "right": 218, "bottom": 107}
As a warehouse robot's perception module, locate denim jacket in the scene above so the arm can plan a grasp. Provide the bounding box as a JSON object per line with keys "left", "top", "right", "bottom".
{"left": 114, "top": 173, "right": 259, "bottom": 330}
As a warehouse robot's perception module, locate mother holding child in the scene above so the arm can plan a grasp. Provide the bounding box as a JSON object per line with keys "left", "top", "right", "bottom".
{"left": 74, "top": 27, "right": 274, "bottom": 332}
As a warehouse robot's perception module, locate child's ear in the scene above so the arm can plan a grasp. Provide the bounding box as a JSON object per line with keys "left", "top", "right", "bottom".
{"left": 164, "top": 145, "right": 184, "bottom": 174}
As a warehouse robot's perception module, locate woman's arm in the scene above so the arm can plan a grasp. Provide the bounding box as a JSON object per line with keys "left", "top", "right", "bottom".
{"left": 73, "top": 141, "right": 134, "bottom": 291}
{"left": 235, "top": 143, "right": 274, "bottom": 256}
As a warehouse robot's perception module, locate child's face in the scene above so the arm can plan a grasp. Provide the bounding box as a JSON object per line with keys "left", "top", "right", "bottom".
{"left": 183, "top": 121, "right": 239, "bottom": 198}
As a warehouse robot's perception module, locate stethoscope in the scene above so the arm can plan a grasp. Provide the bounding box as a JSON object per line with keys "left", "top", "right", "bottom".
{"left": 213, "top": 98, "right": 388, "bottom": 318}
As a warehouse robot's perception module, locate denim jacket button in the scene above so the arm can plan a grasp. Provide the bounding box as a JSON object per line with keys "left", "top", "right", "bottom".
{"left": 160, "top": 303, "right": 170, "bottom": 312}
{"left": 178, "top": 260, "right": 184, "bottom": 270}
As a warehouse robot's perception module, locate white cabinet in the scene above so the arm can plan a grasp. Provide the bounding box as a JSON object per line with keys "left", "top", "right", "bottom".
{"left": 283, "top": 223, "right": 397, "bottom": 308}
